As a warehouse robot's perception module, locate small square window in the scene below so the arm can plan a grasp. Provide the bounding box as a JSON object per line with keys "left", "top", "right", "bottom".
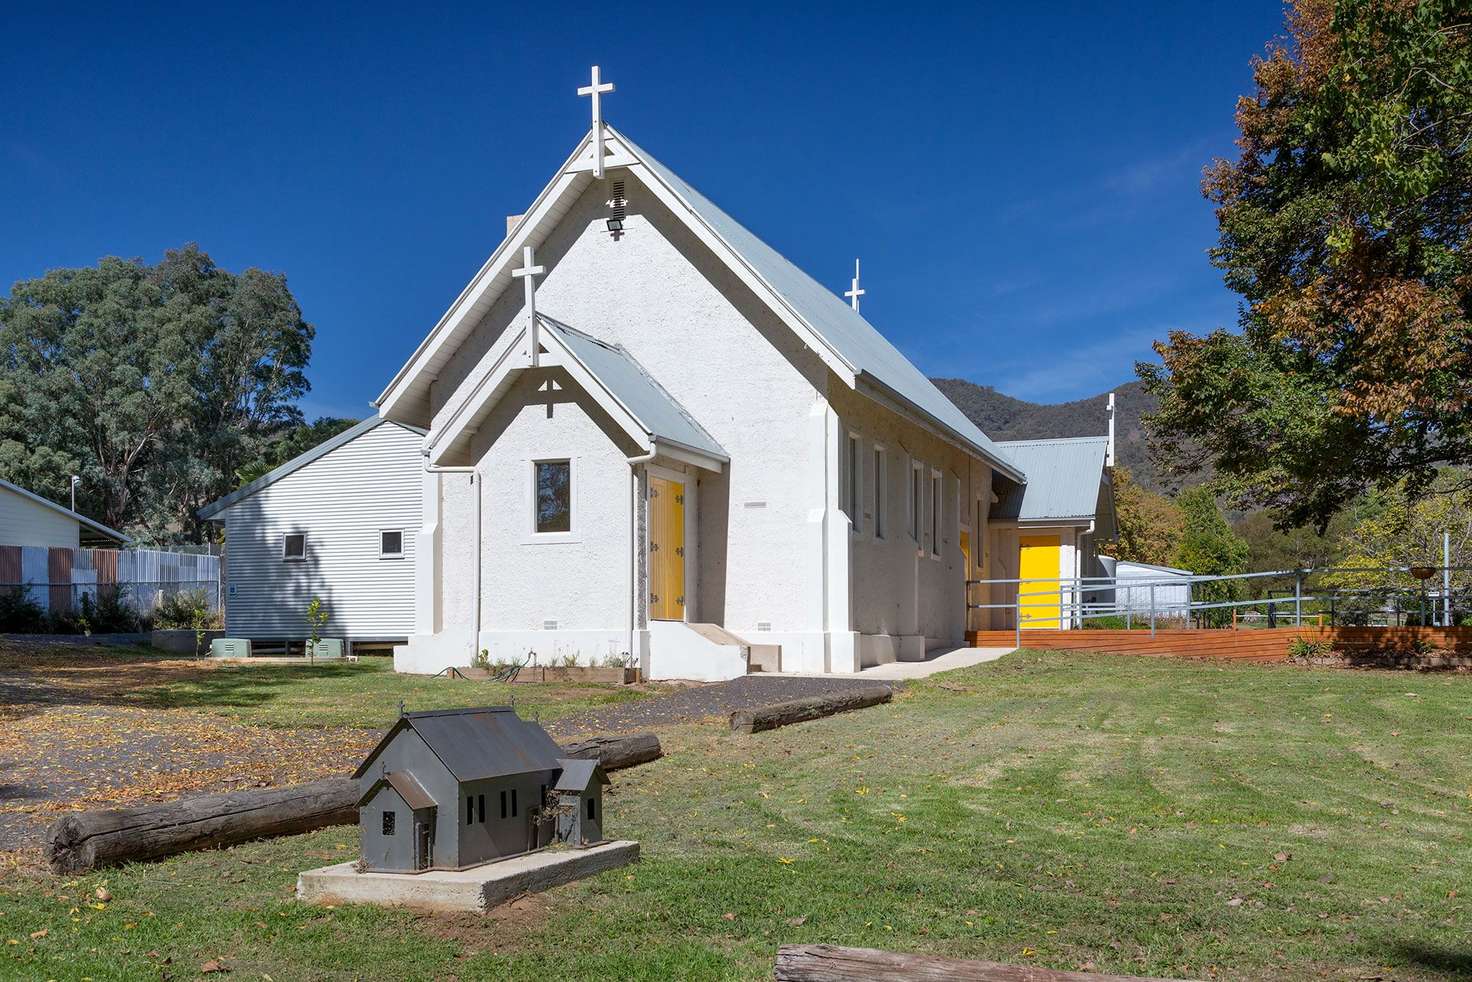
{"left": 382, "top": 810, "right": 396, "bottom": 836}
{"left": 380, "top": 530, "right": 403, "bottom": 557}
{"left": 535, "top": 460, "right": 571, "bottom": 533}
{"left": 283, "top": 533, "right": 306, "bottom": 561}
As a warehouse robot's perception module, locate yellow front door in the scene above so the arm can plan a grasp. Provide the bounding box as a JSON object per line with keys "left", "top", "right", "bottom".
{"left": 1018, "top": 534, "right": 1061, "bottom": 629}
{"left": 648, "top": 476, "right": 685, "bottom": 621}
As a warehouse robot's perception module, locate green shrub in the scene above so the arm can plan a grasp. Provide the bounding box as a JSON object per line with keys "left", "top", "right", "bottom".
{"left": 85, "top": 585, "right": 140, "bottom": 633}
{"left": 1288, "top": 636, "right": 1333, "bottom": 659}
{"left": 154, "top": 589, "right": 221, "bottom": 630}
{"left": 0, "top": 587, "right": 46, "bottom": 633}
{"left": 1084, "top": 615, "right": 1133, "bottom": 630}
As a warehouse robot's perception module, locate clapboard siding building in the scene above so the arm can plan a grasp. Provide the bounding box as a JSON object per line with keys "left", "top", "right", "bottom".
{"left": 199, "top": 418, "right": 425, "bottom": 644}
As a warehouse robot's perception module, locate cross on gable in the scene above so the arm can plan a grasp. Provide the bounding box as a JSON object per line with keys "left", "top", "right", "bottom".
{"left": 512, "top": 245, "right": 546, "bottom": 365}
{"left": 845, "top": 258, "right": 865, "bottom": 313}
{"left": 577, "top": 65, "right": 616, "bottom": 178}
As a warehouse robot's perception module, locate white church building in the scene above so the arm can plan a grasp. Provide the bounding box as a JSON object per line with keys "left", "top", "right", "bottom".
{"left": 345, "top": 71, "right": 1116, "bottom": 680}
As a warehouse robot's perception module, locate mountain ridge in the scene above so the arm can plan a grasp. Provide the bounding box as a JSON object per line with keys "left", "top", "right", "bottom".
{"left": 932, "top": 378, "right": 1166, "bottom": 491}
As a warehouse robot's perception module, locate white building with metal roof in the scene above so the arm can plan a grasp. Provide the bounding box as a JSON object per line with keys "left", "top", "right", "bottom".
{"left": 199, "top": 417, "right": 425, "bottom": 647}
{"left": 371, "top": 71, "right": 1111, "bottom": 678}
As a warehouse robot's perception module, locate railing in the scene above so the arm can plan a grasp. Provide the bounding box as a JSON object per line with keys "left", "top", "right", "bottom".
{"left": 967, "top": 566, "right": 1470, "bottom": 648}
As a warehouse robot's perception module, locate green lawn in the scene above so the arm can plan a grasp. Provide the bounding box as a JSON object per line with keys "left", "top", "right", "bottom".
{"left": 5, "top": 651, "right": 1470, "bottom": 980}
{"left": 136, "top": 657, "right": 660, "bottom": 729}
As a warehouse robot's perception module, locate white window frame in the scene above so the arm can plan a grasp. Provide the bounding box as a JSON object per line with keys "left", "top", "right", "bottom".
{"left": 909, "top": 458, "right": 924, "bottom": 547}
{"left": 929, "top": 468, "right": 943, "bottom": 559}
{"left": 871, "top": 444, "right": 886, "bottom": 541}
{"left": 526, "top": 457, "right": 579, "bottom": 543}
{"left": 846, "top": 431, "right": 862, "bottom": 536}
{"left": 379, "top": 529, "right": 405, "bottom": 559}
{"left": 282, "top": 532, "right": 307, "bottom": 563}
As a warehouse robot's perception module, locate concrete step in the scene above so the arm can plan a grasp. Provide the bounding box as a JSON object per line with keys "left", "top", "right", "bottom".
{"left": 686, "top": 623, "right": 782, "bottom": 673}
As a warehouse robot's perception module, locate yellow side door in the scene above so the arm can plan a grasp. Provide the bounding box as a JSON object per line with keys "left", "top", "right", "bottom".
{"left": 1018, "top": 534, "right": 1061, "bottom": 629}
{"left": 959, "top": 529, "right": 973, "bottom": 628}
{"left": 648, "top": 476, "right": 686, "bottom": 621}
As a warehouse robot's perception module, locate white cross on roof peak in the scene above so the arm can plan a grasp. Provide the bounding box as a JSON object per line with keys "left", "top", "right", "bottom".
{"left": 844, "top": 258, "right": 865, "bottom": 313}
{"left": 577, "top": 66, "right": 616, "bottom": 178}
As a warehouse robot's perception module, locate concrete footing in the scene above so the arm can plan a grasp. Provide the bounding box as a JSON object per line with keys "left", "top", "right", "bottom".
{"left": 296, "top": 840, "right": 640, "bottom": 912}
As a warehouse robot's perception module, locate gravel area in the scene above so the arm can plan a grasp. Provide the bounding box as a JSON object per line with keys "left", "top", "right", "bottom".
{"left": 545, "top": 674, "right": 894, "bottom": 738}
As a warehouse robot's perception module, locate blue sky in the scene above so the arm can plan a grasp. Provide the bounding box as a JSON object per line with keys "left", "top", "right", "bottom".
{"left": 2, "top": 2, "right": 1285, "bottom": 418}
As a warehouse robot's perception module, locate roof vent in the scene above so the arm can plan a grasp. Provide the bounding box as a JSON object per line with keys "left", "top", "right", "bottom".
{"left": 606, "top": 181, "right": 626, "bottom": 239}
{"left": 756, "top": 621, "right": 772, "bottom": 632}
{"left": 543, "top": 619, "right": 559, "bottom": 631}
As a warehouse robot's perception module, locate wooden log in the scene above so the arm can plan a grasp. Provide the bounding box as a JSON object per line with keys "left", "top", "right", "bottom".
{"left": 773, "top": 944, "right": 1197, "bottom": 982}
{"left": 43, "top": 732, "right": 664, "bottom": 873}
{"left": 557, "top": 732, "right": 662, "bottom": 771}
{"left": 730, "top": 685, "right": 892, "bottom": 735}
{"left": 45, "top": 777, "right": 359, "bottom": 875}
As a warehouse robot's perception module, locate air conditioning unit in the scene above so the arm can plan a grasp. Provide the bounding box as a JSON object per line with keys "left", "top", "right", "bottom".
{"left": 311, "top": 639, "right": 344, "bottom": 660}
{"left": 210, "top": 638, "right": 252, "bottom": 659}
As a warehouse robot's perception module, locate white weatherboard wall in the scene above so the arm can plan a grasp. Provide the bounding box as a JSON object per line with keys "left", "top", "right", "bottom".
{"left": 218, "top": 422, "right": 422, "bottom": 639}
{"left": 0, "top": 485, "right": 80, "bottom": 549}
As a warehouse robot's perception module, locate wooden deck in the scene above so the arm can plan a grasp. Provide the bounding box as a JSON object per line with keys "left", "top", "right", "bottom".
{"left": 964, "top": 626, "right": 1472, "bottom": 662}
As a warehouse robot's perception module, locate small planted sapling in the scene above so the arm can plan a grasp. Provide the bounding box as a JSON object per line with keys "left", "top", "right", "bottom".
{"left": 306, "top": 595, "right": 329, "bottom": 660}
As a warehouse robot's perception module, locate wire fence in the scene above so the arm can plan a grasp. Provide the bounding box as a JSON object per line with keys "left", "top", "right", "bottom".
{"left": 968, "top": 565, "right": 1472, "bottom": 645}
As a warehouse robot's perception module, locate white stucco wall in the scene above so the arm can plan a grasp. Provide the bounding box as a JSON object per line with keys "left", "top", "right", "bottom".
{"left": 219, "top": 422, "right": 422, "bottom": 638}
{"left": 0, "top": 486, "right": 80, "bottom": 549}
{"left": 424, "top": 172, "right": 836, "bottom": 669}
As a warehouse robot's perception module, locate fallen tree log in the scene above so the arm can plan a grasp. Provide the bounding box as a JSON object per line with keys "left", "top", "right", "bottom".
{"left": 559, "top": 732, "right": 662, "bottom": 771}
{"left": 773, "top": 944, "right": 1197, "bottom": 982}
{"left": 44, "top": 732, "right": 663, "bottom": 873}
{"left": 45, "top": 777, "right": 358, "bottom": 875}
{"left": 730, "top": 685, "right": 892, "bottom": 735}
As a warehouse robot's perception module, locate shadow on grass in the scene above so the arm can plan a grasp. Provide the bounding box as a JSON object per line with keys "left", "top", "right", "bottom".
{"left": 132, "top": 662, "right": 388, "bottom": 714}
{"left": 1393, "top": 943, "right": 1472, "bottom": 978}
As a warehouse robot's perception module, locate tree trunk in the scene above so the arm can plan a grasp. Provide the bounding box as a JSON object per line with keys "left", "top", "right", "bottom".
{"left": 773, "top": 945, "right": 1195, "bottom": 982}
{"left": 730, "top": 686, "right": 892, "bottom": 735}
{"left": 558, "top": 732, "right": 662, "bottom": 771}
{"left": 43, "top": 733, "right": 664, "bottom": 873}
{"left": 44, "top": 777, "right": 358, "bottom": 875}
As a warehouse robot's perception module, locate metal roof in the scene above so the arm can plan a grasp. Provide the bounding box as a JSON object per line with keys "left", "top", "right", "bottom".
{"left": 354, "top": 706, "right": 565, "bottom": 783}
{"left": 0, "top": 478, "right": 130, "bottom": 546}
{"left": 553, "top": 757, "right": 608, "bottom": 793}
{"left": 357, "top": 771, "right": 436, "bottom": 810}
{"left": 198, "top": 417, "right": 426, "bottom": 520}
{"left": 610, "top": 127, "right": 1023, "bottom": 481}
{"left": 990, "top": 437, "right": 1109, "bottom": 522}
{"left": 542, "top": 318, "right": 728, "bottom": 462}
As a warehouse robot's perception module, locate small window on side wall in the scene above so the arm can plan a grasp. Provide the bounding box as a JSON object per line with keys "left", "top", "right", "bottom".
{"left": 380, "top": 530, "right": 403, "bottom": 558}
{"left": 382, "top": 810, "right": 396, "bottom": 836}
{"left": 535, "top": 460, "right": 572, "bottom": 533}
{"left": 283, "top": 533, "right": 306, "bottom": 562}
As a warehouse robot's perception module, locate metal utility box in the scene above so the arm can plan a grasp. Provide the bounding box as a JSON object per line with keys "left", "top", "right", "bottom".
{"left": 310, "top": 638, "right": 344, "bottom": 659}
{"left": 210, "top": 637, "right": 252, "bottom": 659}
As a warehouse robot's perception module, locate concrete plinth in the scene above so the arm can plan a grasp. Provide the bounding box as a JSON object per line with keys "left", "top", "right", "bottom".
{"left": 296, "top": 840, "right": 640, "bottom": 912}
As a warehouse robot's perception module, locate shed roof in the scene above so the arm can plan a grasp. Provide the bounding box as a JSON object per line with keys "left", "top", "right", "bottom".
{"left": 543, "top": 319, "right": 728, "bottom": 462}
{"left": 553, "top": 757, "right": 609, "bottom": 793}
{"left": 353, "top": 706, "right": 564, "bottom": 783}
{"left": 0, "top": 478, "right": 130, "bottom": 547}
{"left": 990, "top": 437, "right": 1109, "bottom": 522}
{"left": 197, "top": 417, "right": 426, "bottom": 520}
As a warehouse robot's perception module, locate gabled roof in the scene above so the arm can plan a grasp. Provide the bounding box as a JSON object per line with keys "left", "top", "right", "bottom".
{"left": 374, "top": 125, "right": 1024, "bottom": 483}
{"left": 990, "top": 436, "right": 1110, "bottom": 522}
{"left": 428, "top": 315, "right": 728, "bottom": 469}
{"left": 353, "top": 706, "right": 564, "bottom": 783}
{"left": 357, "top": 770, "right": 436, "bottom": 810}
{"left": 0, "top": 478, "right": 130, "bottom": 546}
{"left": 197, "top": 417, "right": 426, "bottom": 520}
{"left": 553, "top": 757, "right": 609, "bottom": 794}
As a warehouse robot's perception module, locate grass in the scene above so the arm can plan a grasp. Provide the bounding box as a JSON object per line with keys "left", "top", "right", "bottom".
{"left": 135, "top": 657, "right": 661, "bottom": 729}
{"left": 4, "top": 651, "right": 1470, "bottom": 980}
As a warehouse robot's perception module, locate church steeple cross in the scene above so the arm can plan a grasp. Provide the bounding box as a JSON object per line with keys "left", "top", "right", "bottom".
{"left": 578, "top": 65, "right": 616, "bottom": 178}
{"left": 845, "top": 258, "right": 865, "bottom": 313}
{"left": 512, "top": 245, "right": 546, "bottom": 366}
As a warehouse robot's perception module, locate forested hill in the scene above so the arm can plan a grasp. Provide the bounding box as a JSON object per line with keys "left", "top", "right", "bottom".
{"left": 931, "top": 378, "right": 1167, "bottom": 490}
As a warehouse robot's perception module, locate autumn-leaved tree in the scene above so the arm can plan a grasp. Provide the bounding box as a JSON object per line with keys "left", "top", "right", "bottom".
{"left": 1140, "top": 0, "right": 1472, "bottom": 530}
{"left": 1111, "top": 467, "right": 1186, "bottom": 566}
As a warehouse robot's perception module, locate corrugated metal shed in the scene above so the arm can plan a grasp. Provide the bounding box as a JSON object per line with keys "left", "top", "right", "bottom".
{"left": 553, "top": 757, "right": 609, "bottom": 793}
{"left": 991, "top": 437, "right": 1109, "bottom": 521}
{"left": 544, "top": 319, "right": 728, "bottom": 462}
{"left": 356, "top": 707, "right": 565, "bottom": 783}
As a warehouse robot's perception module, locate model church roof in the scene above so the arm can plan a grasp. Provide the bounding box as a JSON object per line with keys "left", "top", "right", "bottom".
{"left": 353, "top": 706, "right": 566, "bottom": 783}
